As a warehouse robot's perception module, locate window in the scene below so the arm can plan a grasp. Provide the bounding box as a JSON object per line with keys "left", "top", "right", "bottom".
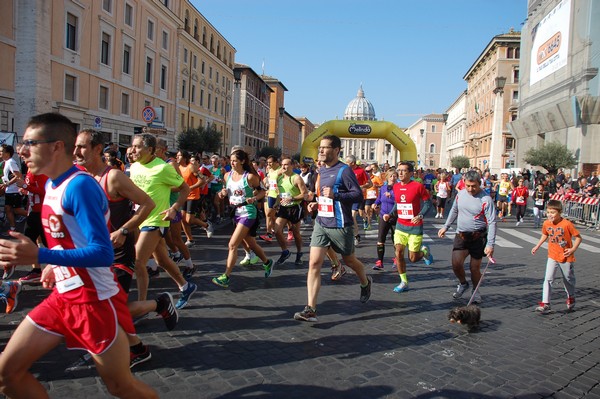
{"left": 200, "top": 89, "right": 204, "bottom": 106}
{"left": 122, "top": 44, "right": 131, "bottom": 74}
{"left": 99, "top": 86, "right": 109, "bottom": 110}
{"left": 145, "top": 57, "right": 153, "bottom": 83}
{"left": 208, "top": 93, "right": 211, "bottom": 109}
{"left": 183, "top": 48, "right": 188, "bottom": 63}
{"left": 191, "top": 85, "right": 195, "bottom": 102}
{"left": 505, "top": 137, "right": 515, "bottom": 151}
{"left": 121, "top": 93, "right": 129, "bottom": 115}
{"left": 159, "top": 106, "right": 165, "bottom": 123}
{"left": 214, "top": 97, "right": 217, "bottom": 112}
{"left": 193, "top": 55, "right": 197, "bottom": 69}
{"left": 216, "top": 71, "right": 219, "bottom": 83}
{"left": 162, "top": 31, "right": 168, "bottom": 50}
{"left": 145, "top": 100, "right": 151, "bottom": 107}
{"left": 147, "top": 20, "right": 154, "bottom": 41}
{"left": 201, "top": 61, "right": 205, "bottom": 74}
{"left": 65, "top": 74, "right": 77, "bottom": 101}
{"left": 429, "top": 143, "right": 435, "bottom": 153}
{"left": 66, "top": 13, "right": 77, "bottom": 51}
{"left": 209, "top": 66, "right": 212, "bottom": 79}
{"left": 162, "top": 0, "right": 169, "bottom": 8}
{"left": 181, "top": 113, "right": 185, "bottom": 129}
{"left": 182, "top": 80, "right": 186, "bottom": 99}
{"left": 507, "top": 47, "right": 514, "bottom": 58}
{"left": 512, "top": 90, "right": 519, "bottom": 102}
{"left": 100, "top": 32, "right": 111, "bottom": 65}
{"left": 102, "top": 0, "right": 112, "bottom": 13}
{"left": 124, "top": 4, "right": 133, "bottom": 26}
{"left": 513, "top": 69, "right": 519, "bottom": 83}
{"left": 431, "top": 125, "right": 436, "bottom": 133}
{"left": 160, "top": 65, "right": 167, "bottom": 90}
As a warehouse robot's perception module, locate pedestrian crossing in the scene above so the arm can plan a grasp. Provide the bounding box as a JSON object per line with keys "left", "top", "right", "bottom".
{"left": 359, "top": 223, "right": 600, "bottom": 254}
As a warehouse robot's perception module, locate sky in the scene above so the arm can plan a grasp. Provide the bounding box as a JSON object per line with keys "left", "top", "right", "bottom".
{"left": 191, "top": 0, "right": 528, "bottom": 128}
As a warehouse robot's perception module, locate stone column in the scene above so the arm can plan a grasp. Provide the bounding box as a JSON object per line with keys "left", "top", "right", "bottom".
{"left": 15, "top": 0, "right": 52, "bottom": 135}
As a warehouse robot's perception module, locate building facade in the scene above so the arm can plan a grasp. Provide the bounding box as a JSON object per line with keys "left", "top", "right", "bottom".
{"left": 404, "top": 114, "right": 444, "bottom": 170}
{"left": 463, "top": 29, "right": 521, "bottom": 174}
{"left": 440, "top": 91, "right": 468, "bottom": 170}
{"left": 508, "top": 0, "right": 600, "bottom": 176}
{"left": 1, "top": 0, "right": 235, "bottom": 155}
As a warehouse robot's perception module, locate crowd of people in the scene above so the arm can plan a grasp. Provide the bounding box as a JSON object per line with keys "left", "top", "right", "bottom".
{"left": 0, "top": 112, "right": 591, "bottom": 397}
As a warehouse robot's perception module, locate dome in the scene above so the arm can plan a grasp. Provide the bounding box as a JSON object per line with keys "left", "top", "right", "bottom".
{"left": 344, "top": 85, "right": 376, "bottom": 121}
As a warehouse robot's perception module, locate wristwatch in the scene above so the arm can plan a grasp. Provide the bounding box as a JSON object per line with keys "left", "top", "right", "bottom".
{"left": 120, "top": 227, "right": 129, "bottom": 235}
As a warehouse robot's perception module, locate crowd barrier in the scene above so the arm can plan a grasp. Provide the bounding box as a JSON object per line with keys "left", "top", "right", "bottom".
{"left": 549, "top": 194, "right": 600, "bottom": 230}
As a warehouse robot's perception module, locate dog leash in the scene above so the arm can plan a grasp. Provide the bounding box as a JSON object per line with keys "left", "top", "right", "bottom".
{"left": 466, "top": 256, "right": 496, "bottom": 306}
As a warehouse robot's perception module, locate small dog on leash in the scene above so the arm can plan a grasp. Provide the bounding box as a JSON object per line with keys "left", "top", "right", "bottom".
{"left": 448, "top": 305, "right": 481, "bottom": 329}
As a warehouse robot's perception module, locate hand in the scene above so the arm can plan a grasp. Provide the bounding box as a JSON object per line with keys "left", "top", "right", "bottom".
{"left": 41, "top": 264, "right": 56, "bottom": 290}
{"left": 307, "top": 202, "right": 318, "bottom": 212}
{"left": 484, "top": 246, "right": 494, "bottom": 258}
{"left": 382, "top": 214, "right": 390, "bottom": 222}
{"left": 563, "top": 247, "right": 575, "bottom": 257}
{"left": 110, "top": 230, "right": 126, "bottom": 249}
{"left": 0, "top": 231, "right": 39, "bottom": 267}
{"left": 410, "top": 215, "right": 422, "bottom": 224}
{"left": 219, "top": 189, "right": 227, "bottom": 199}
{"left": 531, "top": 246, "right": 538, "bottom": 255}
{"left": 438, "top": 228, "right": 447, "bottom": 238}
{"left": 160, "top": 207, "right": 178, "bottom": 221}
{"left": 321, "top": 186, "right": 333, "bottom": 199}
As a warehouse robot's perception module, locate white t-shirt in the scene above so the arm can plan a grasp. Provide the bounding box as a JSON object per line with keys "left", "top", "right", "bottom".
{"left": 3, "top": 157, "right": 21, "bottom": 194}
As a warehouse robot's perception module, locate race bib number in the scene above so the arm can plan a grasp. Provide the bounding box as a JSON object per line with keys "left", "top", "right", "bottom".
{"left": 52, "top": 265, "right": 84, "bottom": 293}
{"left": 280, "top": 192, "right": 292, "bottom": 200}
{"left": 269, "top": 179, "right": 277, "bottom": 191}
{"left": 516, "top": 196, "right": 525, "bottom": 204}
{"left": 397, "top": 203, "right": 414, "bottom": 219}
{"left": 499, "top": 187, "right": 508, "bottom": 195}
{"left": 535, "top": 198, "right": 544, "bottom": 206}
{"left": 366, "top": 189, "right": 377, "bottom": 199}
{"left": 230, "top": 195, "right": 244, "bottom": 206}
{"left": 317, "top": 196, "right": 334, "bottom": 218}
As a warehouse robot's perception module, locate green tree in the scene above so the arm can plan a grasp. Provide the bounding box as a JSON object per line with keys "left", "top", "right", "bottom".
{"left": 522, "top": 141, "right": 576, "bottom": 175}
{"left": 450, "top": 155, "right": 471, "bottom": 170}
{"left": 176, "top": 124, "right": 222, "bottom": 155}
{"left": 257, "top": 146, "right": 282, "bottom": 160}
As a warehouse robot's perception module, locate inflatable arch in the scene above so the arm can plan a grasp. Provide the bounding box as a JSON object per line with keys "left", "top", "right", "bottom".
{"left": 300, "top": 120, "right": 417, "bottom": 165}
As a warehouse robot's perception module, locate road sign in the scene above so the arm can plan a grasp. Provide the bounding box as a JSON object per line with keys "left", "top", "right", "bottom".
{"left": 483, "top": 159, "right": 488, "bottom": 165}
{"left": 93, "top": 116, "right": 102, "bottom": 129}
{"left": 142, "top": 106, "right": 156, "bottom": 123}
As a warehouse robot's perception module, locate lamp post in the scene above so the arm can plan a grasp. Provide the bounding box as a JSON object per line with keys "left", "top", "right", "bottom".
{"left": 489, "top": 76, "right": 506, "bottom": 174}
{"left": 439, "top": 113, "right": 449, "bottom": 169}
{"left": 231, "top": 68, "right": 242, "bottom": 148}
{"left": 278, "top": 106, "right": 285, "bottom": 152}
{"left": 419, "top": 128, "right": 425, "bottom": 170}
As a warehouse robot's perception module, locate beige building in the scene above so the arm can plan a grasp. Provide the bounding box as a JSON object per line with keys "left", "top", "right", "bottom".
{"left": 463, "top": 29, "right": 521, "bottom": 174}
{"left": 232, "top": 64, "right": 271, "bottom": 157}
{"left": 0, "top": 0, "right": 235, "bottom": 155}
{"left": 404, "top": 114, "right": 444, "bottom": 170}
{"left": 440, "top": 91, "right": 467, "bottom": 170}
{"left": 177, "top": 2, "right": 235, "bottom": 155}
{"left": 509, "top": 0, "right": 599, "bottom": 176}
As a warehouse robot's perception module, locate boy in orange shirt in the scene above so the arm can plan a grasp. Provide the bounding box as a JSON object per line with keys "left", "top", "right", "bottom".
{"left": 531, "top": 200, "right": 582, "bottom": 314}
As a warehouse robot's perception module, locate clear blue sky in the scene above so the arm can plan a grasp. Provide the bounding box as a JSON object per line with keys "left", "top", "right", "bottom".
{"left": 191, "top": 0, "right": 528, "bottom": 128}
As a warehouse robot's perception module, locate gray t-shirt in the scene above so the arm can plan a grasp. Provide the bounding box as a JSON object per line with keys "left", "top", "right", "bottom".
{"left": 443, "top": 188, "right": 497, "bottom": 246}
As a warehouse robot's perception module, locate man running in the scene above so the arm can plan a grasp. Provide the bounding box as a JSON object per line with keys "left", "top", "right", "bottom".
{"left": 383, "top": 162, "right": 433, "bottom": 294}
{"left": 293, "top": 135, "right": 372, "bottom": 322}
{"left": 129, "top": 134, "right": 197, "bottom": 309}
{"left": 0, "top": 113, "right": 157, "bottom": 398}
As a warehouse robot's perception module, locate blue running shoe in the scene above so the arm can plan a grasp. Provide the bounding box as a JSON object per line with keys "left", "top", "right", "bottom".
{"left": 175, "top": 281, "right": 197, "bottom": 309}
{"left": 393, "top": 281, "right": 409, "bottom": 293}
{"left": 421, "top": 244, "right": 433, "bottom": 265}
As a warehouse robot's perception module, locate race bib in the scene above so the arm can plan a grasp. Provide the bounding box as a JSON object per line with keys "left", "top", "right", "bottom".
{"left": 516, "top": 196, "right": 525, "bottom": 204}
{"left": 52, "top": 265, "right": 84, "bottom": 293}
{"left": 317, "top": 196, "right": 334, "bottom": 218}
{"left": 366, "top": 189, "right": 377, "bottom": 199}
{"left": 230, "top": 195, "right": 244, "bottom": 206}
{"left": 268, "top": 179, "right": 277, "bottom": 191}
{"left": 397, "top": 203, "right": 414, "bottom": 219}
{"left": 535, "top": 198, "right": 544, "bottom": 206}
{"left": 280, "top": 192, "right": 292, "bottom": 200}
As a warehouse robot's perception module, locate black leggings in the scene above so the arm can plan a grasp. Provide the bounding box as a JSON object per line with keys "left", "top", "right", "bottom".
{"left": 377, "top": 218, "right": 396, "bottom": 243}
{"left": 515, "top": 204, "right": 526, "bottom": 222}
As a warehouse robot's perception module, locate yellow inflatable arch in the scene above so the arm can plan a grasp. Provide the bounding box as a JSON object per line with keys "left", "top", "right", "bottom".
{"left": 300, "top": 120, "right": 417, "bottom": 165}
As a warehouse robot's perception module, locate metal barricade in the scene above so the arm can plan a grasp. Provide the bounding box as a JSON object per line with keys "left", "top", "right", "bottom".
{"left": 551, "top": 194, "right": 600, "bottom": 230}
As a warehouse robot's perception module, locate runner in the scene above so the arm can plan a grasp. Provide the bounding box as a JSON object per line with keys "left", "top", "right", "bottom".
{"left": 345, "top": 155, "right": 372, "bottom": 246}
{"left": 383, "top": 161, "right": 434, "bottom": 293}
{"left": 129, "top": 134, "right": 197, "bottom": 309}
{"left": 372, "top": 171, "right": 398, "bottom": 270}
{"left": 0, "top": 112, "right": 157, "bottom": 398}
{"left": 273, "top": 157, "right": 308, "bottom": 266}
{"left": 293, "top": 135, "right": 372, "bottom": 322}
{"left": 211, "top": 149, "right": 273, "bottom": 288}
{"left": 259, "top": 156, "right": 281, "bottom": 242}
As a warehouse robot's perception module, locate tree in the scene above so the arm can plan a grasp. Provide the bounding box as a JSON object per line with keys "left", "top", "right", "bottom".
{"left": 450, "top": 155, "right": 470, "bottom": 171}
{"left": 522, "top": 141, "right": 576, "bottom": 175}
{"left": 176, "top": 124, "right": 222, "bottom": 155}
{"left": 256, "top": 146, "right": 281, "bottom": 160}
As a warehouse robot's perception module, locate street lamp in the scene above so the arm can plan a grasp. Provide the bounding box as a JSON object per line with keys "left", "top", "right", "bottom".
{"left": 440, "top": 113, "right": 449, "bottom": 169}
{"left": 278, "top": 106, "right": 285, "bottom": 151}
{"left": 231, "top": 68, "right": 242, "bottom": 147}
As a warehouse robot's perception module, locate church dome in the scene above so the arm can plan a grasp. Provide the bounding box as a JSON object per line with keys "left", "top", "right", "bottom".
{"left": 344, "top": 85, "right": 376, "bottom": 121}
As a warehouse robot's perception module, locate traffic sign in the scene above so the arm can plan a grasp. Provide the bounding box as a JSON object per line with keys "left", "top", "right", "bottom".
{"left": 483, "top": 159, "right": 488, "bottom": 164}
{"left": 93, "top": 116, "right": 102, "bottom": 129}
{"left": 142, "top": 106, "right": 156, "bottom": 123}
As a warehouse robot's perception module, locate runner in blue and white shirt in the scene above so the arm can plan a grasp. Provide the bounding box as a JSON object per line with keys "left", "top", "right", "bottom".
{"left": 293, "top": 135, "right": 372, "bottom": 323}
